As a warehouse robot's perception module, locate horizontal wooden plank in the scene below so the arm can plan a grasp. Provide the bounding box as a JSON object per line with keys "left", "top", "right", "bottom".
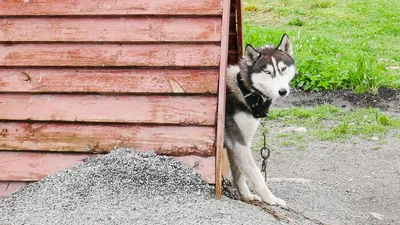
{"left": 0, "top": 123, "right": 216, "bottom": 156}
{"left": 0, "top": 152, "right": 90, "bottom": 181}
{"left": 0, "top": 68, "right": 218, "bottom": 94}
{"left": 0, "top": 18, "right": 221, "bottom": 42}
{"left": 0, "top": 44, "right": 220, "bottom": 67}
{"left": 176, "top": 155, "right": 215, "bottom": 183}
{"left": 0, "top": 181, "right": 28, "bottom": 198}
{"left": 0, "top": 94, "right": 217, "bottom": 125}
{"left": 0, "top": 152, "right": 215, "bottom": 183}
{"left": 0, "top": 0, "right": 223, "bottom": 16}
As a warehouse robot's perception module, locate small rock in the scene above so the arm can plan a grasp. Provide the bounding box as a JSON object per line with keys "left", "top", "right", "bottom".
{"left": 295, "top": 127, "right": 308, "bottom": 133}
{"left": 279, "top": 127, "right": 307, "bottom": 134}
{"left": 371, "top": 136, "right": 379, "bottom": 141}
{"left": 371, "top": 212, "right": 384, "bottom": 221}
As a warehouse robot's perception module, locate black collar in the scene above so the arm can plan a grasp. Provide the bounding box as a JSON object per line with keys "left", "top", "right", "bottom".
{"left": 237, "top": 73, "right": 271, "bottom": 118}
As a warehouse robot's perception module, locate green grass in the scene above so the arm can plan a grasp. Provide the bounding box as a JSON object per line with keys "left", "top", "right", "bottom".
{"left": 267, "top": 104, "right": 400, "bottom": 141}
{"left": 251, "top": 105, "right": 400, "bottom": 151}
{"left": 242, "top": 0, "right": 400, "bottom": 93}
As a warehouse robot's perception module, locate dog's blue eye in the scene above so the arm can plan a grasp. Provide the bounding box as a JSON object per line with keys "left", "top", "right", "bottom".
{"left": 264, "top": 70, "right": 272, "bottom": 75}
{"left": 281, "top": 67, "right": 287, "bottom": 72}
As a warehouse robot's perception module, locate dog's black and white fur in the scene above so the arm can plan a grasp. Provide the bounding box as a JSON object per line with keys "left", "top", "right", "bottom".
{"left": 224, "top": 34, "right": 296, "bottom": 206}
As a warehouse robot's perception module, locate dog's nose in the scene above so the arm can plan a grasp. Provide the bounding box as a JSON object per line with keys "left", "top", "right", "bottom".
{"left": 278, "top": 89, "right": 288, "bottom": 96}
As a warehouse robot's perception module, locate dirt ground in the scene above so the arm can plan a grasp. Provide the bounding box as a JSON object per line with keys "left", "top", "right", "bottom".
{"left": 248, "top": 88, "right": 400, "bottom": 224}
{"left": 274, "top": 87, "right": 400, "bottom": 114}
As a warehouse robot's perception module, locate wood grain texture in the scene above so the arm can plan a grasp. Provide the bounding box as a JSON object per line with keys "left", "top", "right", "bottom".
{"left": 0, "top": 152, "right": 215, "bottom": 183}
{"left": 219, "top": 0, "right": 236, "bottom": 184}
{"left": 221, "top": 147, "right": 231, "bottom": 178}
{"left": 0, "top": 0, "right": 223, "bottom": 16}
{"left": 0, "top": 123, "right": 216, "bottom": 156}
{"left": 0, "top": 18, "right": 221, "bottom": 42}
{"left": 0, "top": 181, "right": 28, "bottom": 198}
{"left": 0, "top": 152, "right": 90, "bottom": 181}
{"left": 0, "top": 44, "right": 220, "bottom": 67}
{"left": 176, "top": 155, "right": 215, "bottom": 183}
{"left": 215, "top": 0, "right": 231, "bottom": 200}
{"left": 0, "top": 68, "right": 218, "bottom": 94}
{"left": 0, "top": 94, "right": 217, "bottom": 125}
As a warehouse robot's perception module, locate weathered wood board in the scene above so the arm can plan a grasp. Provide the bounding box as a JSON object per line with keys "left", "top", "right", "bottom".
{"left": 0, "top": 94, "right": 217, "bottom": 125}
{"left": 0, "top": 0, "right": 236, "bottom": 197}
{"left": 0, "top": 44, "right": 220, "bottom": 67}
{"left": 0, "top": 123, "right": 216, "bottom": 156}
{"left": 0, "top": 151, "right": 215, "bottom": 182}
{"left": 0, "top": 18, "right": 221, "bottom": 42}
{"left": 0, "top": 69, "right": 218, "bottom": 94}
{"left": 0, "top": 0, "right": 223, "bottom": 16}
{"left": 0, "top": 182, "right": 28, "bottom": 198}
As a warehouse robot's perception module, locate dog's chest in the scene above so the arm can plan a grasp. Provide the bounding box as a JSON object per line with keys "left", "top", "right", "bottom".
{"left": 233, "top": 112, "right": 259, "bottom": 144}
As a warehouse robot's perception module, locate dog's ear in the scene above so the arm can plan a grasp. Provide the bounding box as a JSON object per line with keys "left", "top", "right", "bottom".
{"left": 245, "top": 44, "right": 260, "bottom": 65}
{"left": 277, "top": 34, "right": 293, "bottom": 57}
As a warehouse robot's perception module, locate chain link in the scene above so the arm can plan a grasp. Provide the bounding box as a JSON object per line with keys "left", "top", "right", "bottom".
{"left": 222, "top": 119, "right": 329, "bottom": 225}
{"left": 259, "top": 119, "right": 271, "bottom": 182}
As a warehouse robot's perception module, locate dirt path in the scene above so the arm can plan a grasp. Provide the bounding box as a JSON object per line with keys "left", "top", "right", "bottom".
{"left": 274, "top": 87, "right": 400, "bottom": 113}
{"left": 249, "top": 89, "right": 400, "bottom": 224}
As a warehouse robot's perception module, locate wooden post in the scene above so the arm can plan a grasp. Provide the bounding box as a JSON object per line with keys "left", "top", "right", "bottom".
{"left": 215, "top": 0, "right": 231, "bottom": 199}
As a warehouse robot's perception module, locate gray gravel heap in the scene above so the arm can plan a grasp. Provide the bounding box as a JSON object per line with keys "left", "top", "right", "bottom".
{"left": 0, "top": 148, "right": 282, "bottom": 225}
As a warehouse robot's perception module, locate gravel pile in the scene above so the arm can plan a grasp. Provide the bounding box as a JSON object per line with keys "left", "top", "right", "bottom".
{"left": 0, "top": 148, "right": 282, "bottom": 225}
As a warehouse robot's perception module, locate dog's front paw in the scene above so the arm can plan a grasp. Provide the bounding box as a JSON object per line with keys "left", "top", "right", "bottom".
{"left": 273, "top": 197, "right": 287, "bottom": 208}
{"left": 241, "top": 194, "right": 262, "bottom": 202}
{"left": 262, "top": 196, "right": 287, "bottom": 207}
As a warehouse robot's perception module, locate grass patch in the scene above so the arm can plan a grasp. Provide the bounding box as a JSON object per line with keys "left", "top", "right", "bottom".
{"left": 242, "top": 0, "right": 400, "bottom": 93}
{"left": 288, "top": 17, "right": 304, "bottom": 26}
{"left": 243, "top": 4, "right": 261, "bottom": 12}
{"left": 267, "top": 104, "right": 400, "bottom": 141}
{"left": 252, "top": 104, "right": 400, "bottom": 151}
{"left": 310, "top": 0, "right": 335, "bottom": 9}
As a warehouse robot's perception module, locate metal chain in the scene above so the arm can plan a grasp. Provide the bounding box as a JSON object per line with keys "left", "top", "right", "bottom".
{"left": 259, "top": 120, "right": 271, "bottom": 182}
{"left": 222, "top": 119, "right": 329, "bottom": 225}
{"left": 221, "top": 176, "right": 240, "bottom": 200}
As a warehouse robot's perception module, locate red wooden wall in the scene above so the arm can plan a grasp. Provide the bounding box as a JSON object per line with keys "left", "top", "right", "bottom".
{"left": 0, "top": 0, "right": 235, "bottom": 197}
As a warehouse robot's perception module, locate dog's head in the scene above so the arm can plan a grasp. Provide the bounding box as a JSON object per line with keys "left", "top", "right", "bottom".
{"left": 239, "top": 34, "right": 296, "bottom": 100}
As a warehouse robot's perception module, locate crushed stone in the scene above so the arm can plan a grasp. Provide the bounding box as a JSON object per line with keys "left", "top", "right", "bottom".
{"left": 0, "top": 148, "right": 284, "bottom": 225}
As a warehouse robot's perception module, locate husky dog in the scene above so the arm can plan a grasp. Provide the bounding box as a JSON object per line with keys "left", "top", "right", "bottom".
{"left": 224, "top": 34, "right": 295, "bottom": 206}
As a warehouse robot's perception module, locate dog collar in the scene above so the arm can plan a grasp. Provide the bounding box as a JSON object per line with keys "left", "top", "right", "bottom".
{"left": 237, "top": 73, "right": 271, "bottom": 118}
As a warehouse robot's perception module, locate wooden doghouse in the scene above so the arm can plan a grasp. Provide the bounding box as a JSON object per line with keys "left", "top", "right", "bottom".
{"left": 0, "top": 0, "right": 243, "bottom": 198}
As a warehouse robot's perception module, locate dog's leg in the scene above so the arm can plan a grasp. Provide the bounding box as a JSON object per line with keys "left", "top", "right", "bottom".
{"left": 230, "top": 143, "right": 286, "bottom": 206}
{"left": 227, "top": 149, "right": 261, "bottom": 202}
